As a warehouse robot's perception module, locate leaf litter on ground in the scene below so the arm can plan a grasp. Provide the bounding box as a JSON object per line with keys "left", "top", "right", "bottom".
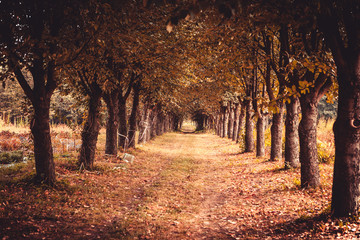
{"left": 1, "top": 130, "right": 359, "bottom": 239}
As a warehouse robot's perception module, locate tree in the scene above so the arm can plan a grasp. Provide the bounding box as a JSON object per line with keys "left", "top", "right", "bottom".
{"left": 128, "top": 80, "right": 141, "bottom": 148}
{"left": 315, "top": 0, "right": 360, "bottom": 217}
{"left": 0, "top": 0, "right": 92, "bottom": 184}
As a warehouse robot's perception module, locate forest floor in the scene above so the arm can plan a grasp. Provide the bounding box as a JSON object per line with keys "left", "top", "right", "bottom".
{"left": 1, "top": 126, "right": 360, "bottom": 239}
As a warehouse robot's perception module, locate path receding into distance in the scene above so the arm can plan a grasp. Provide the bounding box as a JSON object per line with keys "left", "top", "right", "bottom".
{"left": 112, "top": 129, "right": 331, "bottom": 239}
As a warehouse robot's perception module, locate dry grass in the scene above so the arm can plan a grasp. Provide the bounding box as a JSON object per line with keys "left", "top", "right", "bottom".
{"left": 0, "top": 119, "right": 29, "bottom": 134}
{"left": 1, "top": 122, "right": 358, "bottom": 239}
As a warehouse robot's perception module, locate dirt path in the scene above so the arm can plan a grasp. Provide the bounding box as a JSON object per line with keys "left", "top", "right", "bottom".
{"left": 1, "top": 131, "right": 335, "bottom": 240}
{"left": 116, "top": 132, "right": 332, "bottom": 239}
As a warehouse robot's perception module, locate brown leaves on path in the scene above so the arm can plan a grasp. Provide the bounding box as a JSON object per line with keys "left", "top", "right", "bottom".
{"left": 0, "top": 131, "right": 356, "bottom": 239}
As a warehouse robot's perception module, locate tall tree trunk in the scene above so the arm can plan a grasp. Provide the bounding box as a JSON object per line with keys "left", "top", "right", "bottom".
{"left": 156, "top": 106, "right": 164, "bottom": 136}
{"left": 145, "top": 108, "right": 153, "bottom": 142}
{"left": 104, "top": 91, "right": 119, "bottom": 155}
{"left": 224, "top": 105, "right": 229, "bottom": 137}
{"left": 138, "top": 102, "right": 150, "bottom": 144}
{"left": 232, "top": 102, "right": 240, "bottom": 141}
{"left": 244, "top": 99, "right": 254, "bottom": 152}
{"left": 128, "top": 83, "right": 140, "bottom": 148}
{"left": 12, "top": 60, "right": 57, "bottom": 185}
{"left": 118, "top": 96, "right": 128, "bottom": 150}
{"left": 332, "top": 67, "right": 360, "bottom": 217}
{"left": 220, "top": 106, "right": 226, "bottom": 137}
{"left": 299, "top": 94, "right": 320, "bottom": 188}
{"left": 215, "top": 113, "right": 220, "bottom": 136}
{"left": 172, "top": 115, "right": 180, "bottom": 131}
{"left": 32, "top": 97, "right": 56, "bottom": 184}
{"left": 236, "top": 103, "right": 246, "bottom": 143}
{"left": 317, "top": 4, "right": 360, "bottom": 216}
{"left": 285, "top": 96, "right": 300, "bottom": 169}
{"left": 228, "top": 103, "right": 234, "bottom": 138}
{"left": 150, "top": 108, "right": 157, "bottom": 139}
{"left": 218, "top": 113, "right": 221, "bottom": 136}
{"left": 78, "top": 84, "right": 102, "bottom": 170}
{"left": 256, "top": 113, "right": 266, "bottom": 157}
{"left": 270, "top": 102, "right": 284, "bottom": 161}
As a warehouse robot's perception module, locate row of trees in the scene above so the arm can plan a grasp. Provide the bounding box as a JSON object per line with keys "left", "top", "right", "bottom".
{"left": 0, "top": 0, "right": 359, "bottom": 218}
{"left": 0, "top": 0, "right": 192, "bottom": 183}
{"left": 168, "top": 0, "right": 359, "bottom": 218}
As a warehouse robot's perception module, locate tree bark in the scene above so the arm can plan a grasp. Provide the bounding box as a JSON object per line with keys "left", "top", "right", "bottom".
{"left": 150, "top": 108, "right": 157, "bottom": 139}
{"left": 285, "top": 96, "right": 300, "bottom": 169}
{"left": 236, "top": 102, "right": 246, "bottom": 143}
{"left": 172, "top": 114, "right": 180, "bottom": 131}
{"left": 270, "top": 102, "right": 284, "bottom": 161}
{"left": 299, "top": 94, "right": 320, "bottom": 188}
{"left": 256, "top": 113, "right": 266, "bottom": 157}
{"left": 138, "top": 102, "right": 150, "bottom": 144}
{"left": 12, "top": 59, "right": 57, "bottom": 185}
{"left": 331, "top": 65, "right": 360, "bottom": 217}
{"left": 220, "top": 106, "right": 226, "bottom": 138}
{"left": 31, "top": 97, "right": 56, "bottom": 184}
{"left": 244, "top": 99, "right": 255, "bottom": 152}
{"left": 78, "top": 83, "right": 102, "bottom": 170}
{"left": 215, "top": 114, "right": 220, "bottom": 136}
{"left": 228, "top": 103, "right": 234, "bottom": 138}
{"left": 104, "top": 91, "right": 119, "bottom": 155}
{"left": 156, "top": 106, "right": 164, "bottom": 136}
{"left": 224, "top": 103, "right": 230, "bottom": 138}
{"left": 118, "top": 95, "right": 128, "bottom": 150}
{"left": 128, "top": 83, "right": 140, "bottom": 148}
{"left": 232, "top": 102, "right": 240, "bottom": 141}
{"left": 315, "top": 1, "right": 360, "bottom": 216}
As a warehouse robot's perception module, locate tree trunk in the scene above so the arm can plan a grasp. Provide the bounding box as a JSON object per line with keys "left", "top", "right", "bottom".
{"left": 299, "top": 94, "right": 320, "bottom": 188}
{"left": 32, "top": 97, "right": 56, "bottom": 184}
{"left": 138, "top": 103, "right": 150, "bottom": 144}
{"left": 220, "top": 106, "right": 226, "bottom": 137}
{"left": 285, "top": 96, "right": 300, "bottom": 169}
{"left": 331, "top": 66, "right": 360, "bottom": 217}
{"left": 236, "top": 103, "right": 246, "bottom": 143}
{"left": 172, "top": 115, "right": 180, "bottom": 131}
{"left": 215, "top": 114, "right": 218, "bottom": 135}
{"left": 270, "top": 102, "right": 284, "bottom": 161}
{"left": 228, "top": 103, "right": 234, "bottom": 138}
{"left": 104, "top": 91, "right": 119, "bottom": 155}
{"left": 232, "top": 103, "right": 240, "bottom": 141}
{"left": 224, "top": 105, "right": 229, "bottom": 137}
{"left": 78, "top": 84, "right": 102, "bottom": 170}
{"left": 150, "top": 108, "right": 157, "bottom": 139}
{"left": 118, "top": 96, "right": 128, "bottom": 150}
{"left": 256, "top": 113, "right": 266, "bottom": 157}
{"left": 128, "top": 83, "right": 140, "bottom": 148}
{"left": 156, "top": 106, "right": 164, "bottom": 136}
{"left": 145, "top": 108, "right": 153, "bottom": 142}
{"left": 12, "top": 60, "right": 57, "bottom": 185}
{"left": 244, "top": 99, "right": 254, "bottom": 152}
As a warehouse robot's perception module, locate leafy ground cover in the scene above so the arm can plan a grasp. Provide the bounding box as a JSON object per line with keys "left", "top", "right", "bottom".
{"left": 0, "top": 126, "right": 359, "bottom": 239}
